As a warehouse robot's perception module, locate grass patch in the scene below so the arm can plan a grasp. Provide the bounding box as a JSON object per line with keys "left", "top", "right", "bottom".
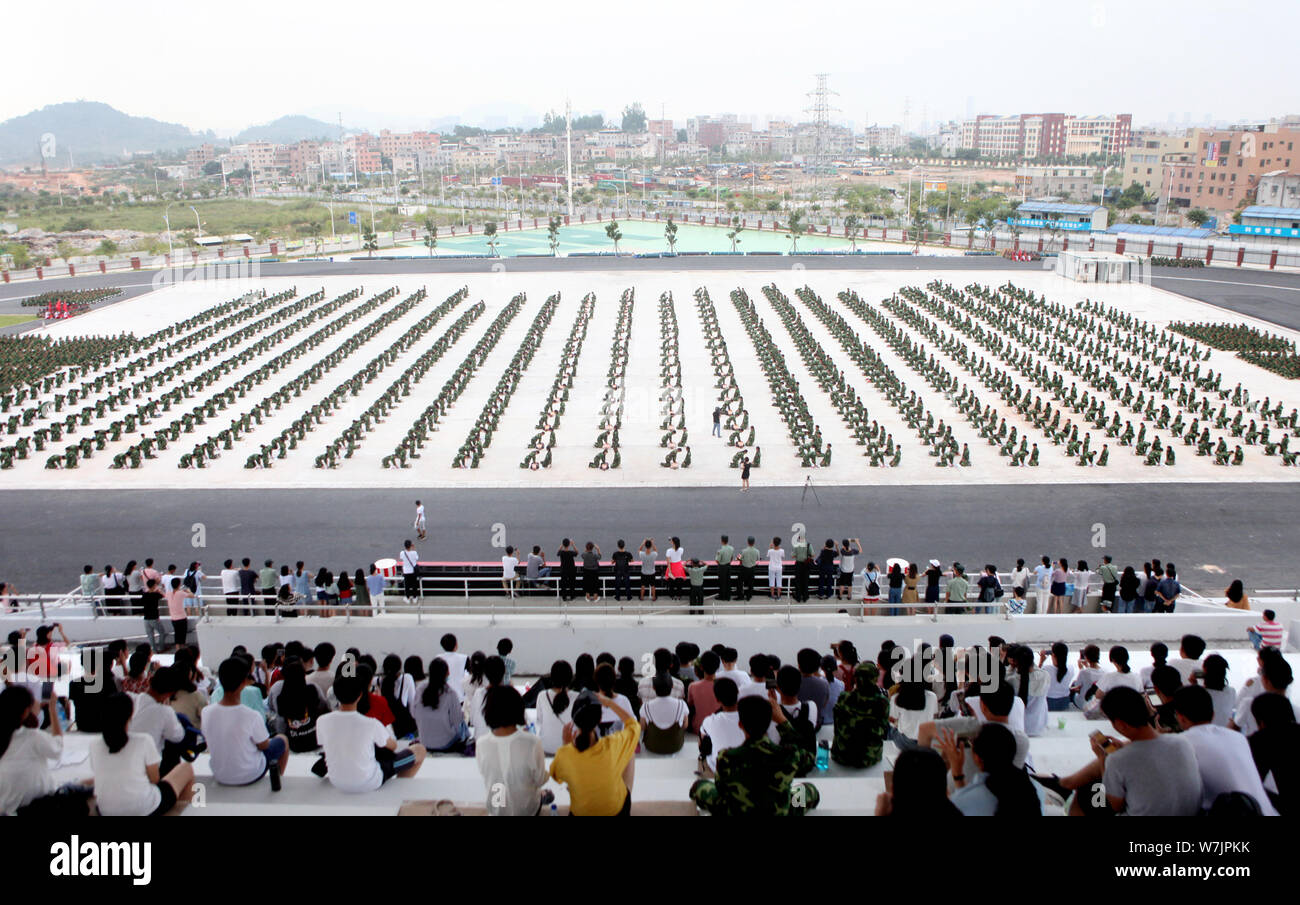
{"left": 0, "top": 314, "right": 36, "bottom": 327}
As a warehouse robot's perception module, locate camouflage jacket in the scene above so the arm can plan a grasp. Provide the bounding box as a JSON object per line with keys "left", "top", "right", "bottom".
{"left": 831, "top": 672, "right": 889, "bottom": 768}
{"left": 692, "top": 721, "right": 816, "bottom": 816}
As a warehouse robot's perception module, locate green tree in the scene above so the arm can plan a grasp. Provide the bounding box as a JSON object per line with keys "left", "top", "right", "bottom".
{"left": 55, "top": 241, "right": 78, "bottom": 263}
{"left": 547, "top": 216, "right": 562, "bottom": 255}
{"left": 362, "top": 229, "right": 379, "bottom": 257}
{"left": 1186, "top": 208, "right": 1211, "bottom": 227}
{"left": 483, "top": 221, "right": 499, "bottom": 256}
{"left": 422, "top": 217, "right": 438, "bottom": 257}
{"left": 621, "top": 103, "right": 647, "bottom": 132}
{"left": 726, "top": 216, "right": 744, "bottom": 253}
{"left": 4, "top": 243, "right": 32, "bottom": 270}
{"left": 94, "top": 239, "right": 118, "bottom": 257}
{"left": 785, "top": 208, "right": 805, "bottom": 252}
{"left": 843, "top": 214, "right": 861, "bottom": 252}
{"left": 665, "top": 215, "right": 678, "bottom": 253}
{"left": 605, "top": 219, "right": 623, "bottom": 254}
{"left": 308, "top": 221, "right": 323, "bottom": 256}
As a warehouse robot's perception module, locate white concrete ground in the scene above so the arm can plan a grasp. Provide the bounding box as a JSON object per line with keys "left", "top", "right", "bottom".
{"left": 6, "top": 267, "right": 1299, "bottom": 489}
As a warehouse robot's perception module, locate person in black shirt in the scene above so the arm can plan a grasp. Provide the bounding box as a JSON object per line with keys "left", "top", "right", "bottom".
{"left": 610, "top": 540, "right": 633, "bottom": 601}
{"left": 924, "top": 559, "right": 943, "bottom": 605}
{"left": 1249, "top": 693, "right": 1299, "bottom": 815}
{"left": 139, "top": 579, "right": 172, "bottom": 652}
{"left": 69, "top": 647, "right": 117, "bottom": 734}
{"left": 1149, "top": 665, "right": 1183, "bottom": 732}
{"left": 816, "top": 540, "right": 837, "bottom": 600}
{"left": 556, "top": 539, "right": 578, "bottom": 602}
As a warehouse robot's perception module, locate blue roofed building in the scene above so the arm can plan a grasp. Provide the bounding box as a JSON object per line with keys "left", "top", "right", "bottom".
{"left": 1010, "top": 200, "right": 1108, "bottom": 234}
{"left": 1230, "top": 205, "right": 1300, "bottom": 242}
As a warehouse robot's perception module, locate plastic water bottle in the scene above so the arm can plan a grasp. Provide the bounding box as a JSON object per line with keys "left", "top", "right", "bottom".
{"left": 816, "top": 740, "right": 830, "bottom": 771}
{"left": 549, "top": 803, "right": 558, "bottom": 816}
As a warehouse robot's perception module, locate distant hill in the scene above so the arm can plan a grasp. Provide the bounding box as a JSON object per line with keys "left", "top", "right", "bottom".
{"left": 233, "top": 115, "right": 347, "bottom": 145}
{"left": 0, "top": 101, "right": 213, "bottom": 164}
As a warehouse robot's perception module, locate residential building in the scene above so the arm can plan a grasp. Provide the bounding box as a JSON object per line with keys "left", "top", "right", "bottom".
{"left": 1165, "top": 124, "right": 1300, "bottom": 213}
{"left": 1015, "top": 165, "right": 1099, "bottom": 201}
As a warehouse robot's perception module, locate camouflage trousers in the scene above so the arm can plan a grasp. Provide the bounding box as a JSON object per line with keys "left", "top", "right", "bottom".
{"left": 688, "top": 779, "right": 820, "bottom": 816}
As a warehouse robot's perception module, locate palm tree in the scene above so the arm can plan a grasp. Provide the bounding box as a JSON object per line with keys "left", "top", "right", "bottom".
{"left": 843, "top": 214, "right": 861, "bottom": 252}
{"left": 605, "top": 219, "right": 622, "bottom": 255}
{"left": 483, "top": 221, "right": 499, "bottom": 257}
{"left": 547, "top": 216, "right": 562, "bottom": 255}
{"left": 362, "top": 229, "right": 379, "bottom": 258}
{"left": 1186, "top": 208, "right": 1211, "bottom": 228}
{"left": 422, "top": 217, "right": 438, "bottom": 258}
{"left": 665, "top": 215, "right": 678, "bottom": 253}
{"left": 726, "top": 216, "right": 744, "bottom": 253}
{"left": 785, "top": 208, "right": 805, "bottom": 253}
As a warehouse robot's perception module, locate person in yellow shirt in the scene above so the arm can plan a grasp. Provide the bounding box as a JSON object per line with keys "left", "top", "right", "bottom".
{"left": 1224, "top": 580, "right": 1250, "bottom": 610}
{"left": 548, "top": 691, "right": 639, "bottom": 815}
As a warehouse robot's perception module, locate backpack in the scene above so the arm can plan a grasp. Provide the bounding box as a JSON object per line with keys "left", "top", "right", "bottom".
{"left": 784, "top": 702, "right": 818, "bottom": 774}
{"left": 866, "top": 572, "right": 880, "bottom": 597}
{"left": 183, "top": 570, "right": 199, "bottom": 594}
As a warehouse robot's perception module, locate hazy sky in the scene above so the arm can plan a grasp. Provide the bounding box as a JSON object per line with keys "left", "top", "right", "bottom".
{"left": 8, "top": 0, "right": 1298, "bottom": 135}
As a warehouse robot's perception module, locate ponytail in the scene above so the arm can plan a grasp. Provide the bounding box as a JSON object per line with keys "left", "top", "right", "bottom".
{"left": 102, "top": 693, "right": 134, "bottom": 755}
{"left": 0, "top": 686, "right": 35, "bottom": 758}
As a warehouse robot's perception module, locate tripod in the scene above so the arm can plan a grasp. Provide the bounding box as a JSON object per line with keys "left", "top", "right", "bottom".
{"left": 801, "top": 474, "right": 821, "bottom": 506}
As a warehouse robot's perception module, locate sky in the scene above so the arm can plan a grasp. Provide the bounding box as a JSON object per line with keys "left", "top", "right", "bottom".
{"left": 6, "top": 0, "right": 1298, "bottom": 136}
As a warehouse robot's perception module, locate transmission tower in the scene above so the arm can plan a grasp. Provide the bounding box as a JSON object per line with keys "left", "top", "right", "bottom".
{"left": 804, "top": 73, "right": 839, "bottom": 201}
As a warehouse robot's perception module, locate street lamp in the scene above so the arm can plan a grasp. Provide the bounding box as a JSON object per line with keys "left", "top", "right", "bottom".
{"left": 189, "top": 206, "right": 202, "bottom": 238}
{"left": 163, "top": 200, "right": 179, "bottom": 257}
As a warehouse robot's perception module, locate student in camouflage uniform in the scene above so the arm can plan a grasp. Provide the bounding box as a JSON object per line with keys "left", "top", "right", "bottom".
{"left": 831, "top": 662, "right": 889, "bottom": 768}
{"left": 689, "top": 694, "right": 820, "bottom": 816}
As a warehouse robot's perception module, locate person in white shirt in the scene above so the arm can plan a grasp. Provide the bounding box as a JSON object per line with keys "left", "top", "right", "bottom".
{"left": 316, "top": 670, "right": 426, "bottom": 793}
{"left": 501, "top": 546, "right": 520, "bottom": 598}
{"left": 0, "top": 687, "right": 93, "bottom": 816}
{"left": 1175, "top": 685, "right": 1278, "bottom": 815}
{"left": 399, "top": 540, "right": 420, "bottom": 602}
{"left": 1085, "top": 646, "right": 1145, "bottom": 719}
{"left": 889, "top": 679, "right": 939, "bottom": 748}
{"left": 130, "top": 669, "right": 187, "bottom": 773}
{"left": 1008, "top": 559, "right": 1030, "bottom": 598}
{"left": 665, "top": 538, "right": 685, "bottom": 600}
{"left": 1006, "top": 645, "right": 1052, "bottom": 736}
{"left": 766, "top": 538, "right": 786, "bottom": 599}
{"left": 699, "top": 677, "right": 745, "bottom": 771}
{"left": 534, "top": 661, "right": 576, "bottom": 755}
{"left": 90, "top": 692, "right": 195, "bottom": 816}
{"left": 202, "top": 657, "right": 289, "bottom": 787}
{"left": 1033, "top": 556, "right": 1052, "bottom": 612}
{"left": 1040, "top": 642, "right": 1076, "bottom": 711}
{"left": 413, "top": 499, "right": 427, "bottom": 540}
{"left": 715, "top": 647, "right": 750, "bottom": 689}
{"left": 476, "top": 685, "right": 551, "bottom": 815}
{"left": 1070, "top": 644, "right": 1105, "bottom": 710}
{"left": 1196, "top": 654, "right": 1237, "bottom": 727}
{"left": 640, "top": 674, "right": 690, "bottom": 754}
{"left": 1230, "top": 649, "right": 1297, "bottom": 736}
{"left": 434, "top": 633, "right": 468, "bottom": 691}
{"left": 1169, "top": 634, "right": 1207, "bottom": 685}
{"left": 637, "top": 648, "right": 685, "bottom": 703}
{"left": 219, "top": 559, "right": 240, "bottom": 617}
{"left": 1070, "top": 561, "right": 1093, "bottom": 611}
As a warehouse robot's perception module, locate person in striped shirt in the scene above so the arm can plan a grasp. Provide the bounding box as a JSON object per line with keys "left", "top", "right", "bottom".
{"left": 1249, "top": 610, "right": 1285, "bottom": 650}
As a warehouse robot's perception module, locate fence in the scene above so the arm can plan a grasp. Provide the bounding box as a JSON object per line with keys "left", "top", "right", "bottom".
{"left": 4, "top": 567, "right": 1223, "bottom": 626}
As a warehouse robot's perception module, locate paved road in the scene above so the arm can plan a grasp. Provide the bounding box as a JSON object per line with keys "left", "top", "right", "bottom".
{"left": 0, "top": 483, "right": 1293, "bottom": 593}
{"left": 6, "top": 255, "right": 1300, "bottom": 331}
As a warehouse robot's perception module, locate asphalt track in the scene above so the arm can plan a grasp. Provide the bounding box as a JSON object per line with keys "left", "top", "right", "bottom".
{"left": 0, "top": 483, "right": 1294, "bottom": 593}
{"left": 4, "top": 254, "right": 1300, "bottom": 330}
{"left": 2, "top": 256, "right": 1298, "bottom": 594}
